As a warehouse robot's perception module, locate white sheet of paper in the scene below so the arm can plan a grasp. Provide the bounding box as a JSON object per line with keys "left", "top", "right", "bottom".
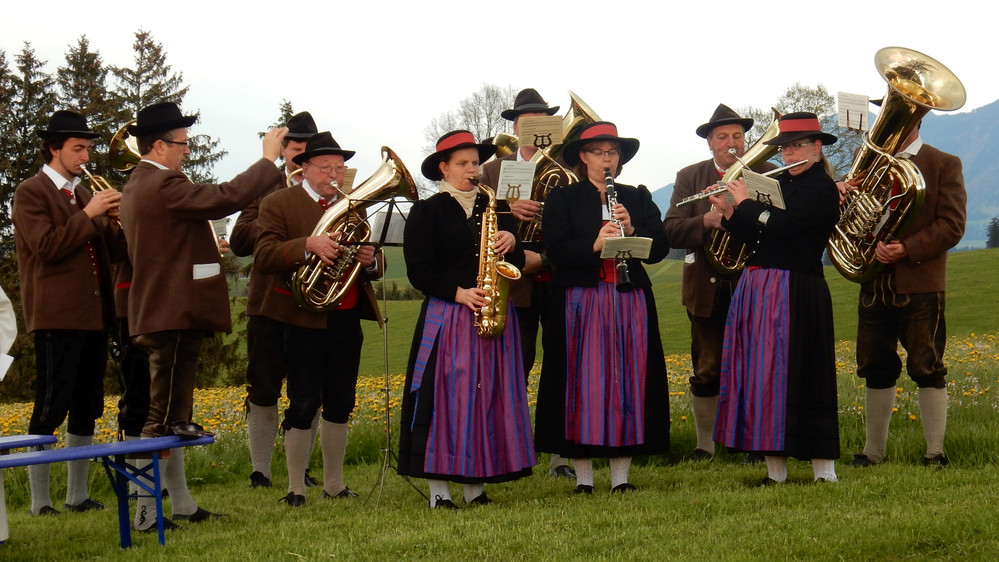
{"left": 742, "top": 169, "right": 786, "bottom": 210}
{"left": 496, "top": 160, "right": 537, "bottom": 200}
{"left": 0, "top": 354, "right": 13, "bottom": 381}
{"left": 192, "top": 263, "right": 221, "bottom": 280}
{"left": 517, "top": 115, "right": 563, "bottom": 149}
{"left": 838, "top": 91, "right": 869, "bottom": 131}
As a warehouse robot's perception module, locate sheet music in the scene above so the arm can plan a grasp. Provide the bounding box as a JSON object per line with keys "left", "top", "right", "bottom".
{"left": 600, "top": 236, "right": 653, "bottom": 260}
{"left": 367, "top": 203, "right": 409, "bottom": 246}
{"left": 838, "top": 92, "right": 869, "bottom": 131}
{"left": 517, "top": 115, "right": 563, "bottom": 148}
{"left": 341, "top": 169, "right": 358, "bottom": 193}
{"left": 496, "top": 160, "right": 536, "bottom": 200}
{"left": 742, "top": 169, "right": 786, "bottom": 210}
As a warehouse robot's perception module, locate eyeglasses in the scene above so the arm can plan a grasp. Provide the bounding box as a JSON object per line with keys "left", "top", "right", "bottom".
{"left": 778, "top": 140, "right": 814, "bottom": 152}
{"left": 306, "top": 162, "right": 346, "bottom": 174}
{"left": 585, "top": 148, "right": 619, "bottom": 158}
{"left": 162, "top": 139, "right": 189, "bottom": 147}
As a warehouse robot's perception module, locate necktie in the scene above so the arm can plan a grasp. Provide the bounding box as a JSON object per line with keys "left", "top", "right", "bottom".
{"left": 318, "top": 198, "right": 329, "bottom": 210}
{"left": 62, "top": 188, "right": 76, "bottom": 203}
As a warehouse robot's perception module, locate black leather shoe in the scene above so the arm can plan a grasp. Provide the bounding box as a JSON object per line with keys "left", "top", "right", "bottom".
{"left": 466, "top": 493, "right": 492, "bottom": 505}
{"left": 922, "top": 453, "right": 949, "bottom": 467}
{"left": 321, "top": 488, "right": 359, "bottom": 499}
{"left": 431, "top": 495, "right": 459, "bottom": 510}
{"left": 279, "top": 493, "right": 306, "bottom": 507}
{"left": 35, "top": 505, "right": 60, "bottom": 516}
{"left": 169, "top": 421, "right": 214, "bottom": 439}
{"left": 173, "top": 506, "right": 226, "bottom": 522}
{"left": 690, "top": 448, "right": 714, "bottom": 462}
{"left": 851, "top": 454, "right": 876, "bottom": 468}
{"left": 304, "top": 469, "right": 319, "bottom": 488}
{"left": 549, "top": 465, "right": 577, "bottom": 479}
{"left": 64, "top": 498, "right": 105, "bottom": 512}
{"left": 611, "top": 483, "right": 637, "bottom": 494}
{"left": 573, "top": 484, "right": 593, "bottom": 495}
{"left": 250, "top": 471, "right": 272, "bottom": 488}
{"left": 136, "top": 517, "right": 182, "bottom": 533}
{"left": 743, "top": 452, "right": 765, "bottom": 465}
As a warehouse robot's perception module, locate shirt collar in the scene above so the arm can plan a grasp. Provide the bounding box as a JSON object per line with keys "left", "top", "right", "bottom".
{"left": 897, "top": 135, "right": 923, "bottom": 159}
{"left": 140, "top": 158, "right": 169, "bottom": 170}
{"left": 301, "top": 179, "right": 325, "bottom": 203}
{"left": 41, "top": 164, "right": 81, "bottom": 191}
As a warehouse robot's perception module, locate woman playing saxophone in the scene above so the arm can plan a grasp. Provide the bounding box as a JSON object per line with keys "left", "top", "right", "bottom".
{"left": 398, "top": 130, "right": 535, "bottom": 510}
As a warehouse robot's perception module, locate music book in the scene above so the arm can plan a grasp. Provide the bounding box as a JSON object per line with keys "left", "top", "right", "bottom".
{"left": 496, "top": 160, "right": 536, "bottom": 200}
{"left": 600, "top": 236, "right": 653, "bottom": 260}
{"left": 742, "top": 169, "right": 786, "bottom": 210}
{"left": 838, "top": 91, "right": 869, "bottom": 131}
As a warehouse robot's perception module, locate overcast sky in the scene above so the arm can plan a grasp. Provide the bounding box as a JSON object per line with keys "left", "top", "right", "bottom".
{"left": 4, "top": 0, "right": 995, "bottom": 201}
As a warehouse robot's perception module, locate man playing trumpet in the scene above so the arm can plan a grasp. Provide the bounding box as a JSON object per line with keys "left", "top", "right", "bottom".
{"left": 254, "top": 132, "right": 382, "bottom": 506}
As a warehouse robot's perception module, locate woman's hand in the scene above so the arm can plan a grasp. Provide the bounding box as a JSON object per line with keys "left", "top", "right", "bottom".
{"left": 455, "top": 286, "right": 488, "bottom": 311}
{"left": 611, "top": 203, "right": 634, "bottom": 236}
{"left": 492, "top": 230, "right": 516, "bottom": 255}
{"left": 592, "top": 220, "right": 623, "bottom": 253}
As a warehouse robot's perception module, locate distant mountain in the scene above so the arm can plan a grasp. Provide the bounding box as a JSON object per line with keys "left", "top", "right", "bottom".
{"left": 650, "top": 98, "right": 999, "bottom": 249}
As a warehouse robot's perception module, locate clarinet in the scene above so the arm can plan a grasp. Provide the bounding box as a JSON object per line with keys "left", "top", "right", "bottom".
{"left": 603, "top": 168, "right": 633, "bottom": 293}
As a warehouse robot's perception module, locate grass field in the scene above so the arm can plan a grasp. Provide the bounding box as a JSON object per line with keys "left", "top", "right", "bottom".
{"left": 1, "top": 249, "right": 997, "bottom": 559}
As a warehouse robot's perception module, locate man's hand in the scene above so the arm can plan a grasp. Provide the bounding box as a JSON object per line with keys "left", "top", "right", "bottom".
{"left": 83, "top": 189, "right": 121, "bottom": 219}
{"left": 509, "top": 199, "right": 541, "bottom": 222}
{"left": 874, "top": 240, "right": 908, "bottom": 264}
{"left": 262, "top": 127, "right": 289, "bottom": 161}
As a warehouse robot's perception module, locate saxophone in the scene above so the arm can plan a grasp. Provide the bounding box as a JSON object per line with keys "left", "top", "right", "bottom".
{"left": 470, "top": 178, "right": 522, "bottom": 337}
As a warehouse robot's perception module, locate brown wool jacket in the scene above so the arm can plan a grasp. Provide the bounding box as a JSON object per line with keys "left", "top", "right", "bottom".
{"left": 254, "top": 184, "right": 382, "bottom": 330}
{"left": 122, "top": 159, "right": 281, "bottom": 336}
{"left": 13, "top": 171, "right": 118, "bottom": 332}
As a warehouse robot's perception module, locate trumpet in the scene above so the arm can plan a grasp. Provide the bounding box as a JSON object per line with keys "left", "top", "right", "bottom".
{"left": 674, "top": 157, "right": 810, "bottom": 208}
{"left": 603, "top": 168, "right": 632, "bottom": 293}
{"left": 80, "top": 164, "right": 122, "bottom": 228}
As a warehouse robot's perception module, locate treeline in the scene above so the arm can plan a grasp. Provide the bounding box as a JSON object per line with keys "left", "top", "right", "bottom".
{"left": 0, "top": 31, "right": 238, "bottom": 402}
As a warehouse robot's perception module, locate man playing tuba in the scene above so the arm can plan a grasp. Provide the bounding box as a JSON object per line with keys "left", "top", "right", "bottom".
{"left": 253, "top": 132, "right": 382, "bottom": 506}
{"left": 848, "top": 123, "right": 966, "bottom": 468}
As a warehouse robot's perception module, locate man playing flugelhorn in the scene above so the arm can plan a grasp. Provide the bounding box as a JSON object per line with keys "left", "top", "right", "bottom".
{"left": 254, "top": 132, "right": 382, "bottom": 507}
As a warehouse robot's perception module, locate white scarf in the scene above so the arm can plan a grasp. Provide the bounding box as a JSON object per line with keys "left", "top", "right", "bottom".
{"left": 438, "top": 180, "right": 479, "bottom": 219}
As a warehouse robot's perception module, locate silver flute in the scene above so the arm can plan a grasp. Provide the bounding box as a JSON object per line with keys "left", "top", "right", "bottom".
{"left": 674, "top": 158, "right": 809, "bottom": 208}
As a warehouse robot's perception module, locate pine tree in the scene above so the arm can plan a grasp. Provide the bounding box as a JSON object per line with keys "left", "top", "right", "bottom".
{"left": 57, "top": 35, "right": 127, "bottom": 182}
{"left": 987, "top": 217, "right": 999, "bottom": 249}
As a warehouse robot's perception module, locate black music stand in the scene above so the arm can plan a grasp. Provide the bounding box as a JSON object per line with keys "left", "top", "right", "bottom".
{"left": 344, "top": 196, "right": 427, "bottom": 505}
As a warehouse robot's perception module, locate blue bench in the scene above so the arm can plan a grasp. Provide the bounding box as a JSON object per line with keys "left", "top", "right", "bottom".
{"left": 0, "top": 434, "right": 214, "bottom": 548}
{"left": 1, "top": 435, "right": 59, "bottom": 545}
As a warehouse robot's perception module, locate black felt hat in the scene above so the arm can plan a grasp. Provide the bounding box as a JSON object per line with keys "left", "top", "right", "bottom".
{"left": 421, "top": 130, "right": 496, "bottom": 181}
{"left": 695, "top": 104, "right": 754, "bottom": 139}
{"left": 562, "top": 122, "right": 640, "bottom": 166}
{"left": 127, "top": 102, "right": 198, "bottom": 136}
{"left": 285, "top": 111, "right": 318, "bottom": 141}
{"left": 500, "top": 88, "right": 560, "bottom": 121}
{"left": 763, "top": 112, "right": 838, "bottom": 146}
{"left": 36, "top": 110, "right": 101, "bottom": 140}
{"left": 292, "top": 131, "right": 356, "bottom": 165}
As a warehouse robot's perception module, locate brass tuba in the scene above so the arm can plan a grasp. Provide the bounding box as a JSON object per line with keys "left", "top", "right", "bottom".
{"left": 703, "top": 108, "right": 783, "bottom": 274}
{"left": 471, "top": 178, "right": 522, "bottom": 337}
{"left": 518, "top": 91, "right": 600, "bottom": 243}
{"left": 828, "top": 47, "right": 966, "bottom": 283}
{"left": 291, "top": 147, "right": 418, "bottom": 311}
{"left": 108, "top": 120, "right": 141, "bottom": 173}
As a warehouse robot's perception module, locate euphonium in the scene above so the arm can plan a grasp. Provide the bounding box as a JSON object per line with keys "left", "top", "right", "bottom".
{"left": 519, "top": 91, "right": 601, "bottom": 243}
{"left": 703, "top": 108, "right": 783, "bottom": 274}
{"left": 828, "top": 47, "right": 966, "bottom": 283}
{"left": 470, "top": 178, "right": 522, "bottom": 337}
{"left": 291, "top": 147, "right": 418, "bottom": 311}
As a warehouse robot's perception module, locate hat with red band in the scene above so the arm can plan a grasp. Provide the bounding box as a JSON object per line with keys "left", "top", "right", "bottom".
{"left": 421, "top": 130, "right": 496, "bottom": 181}
{"left": 563, "top": 121, "right": 640, "bottom": 166}
{"left": 763, "top": 112, "right": 837, "bottom": 146}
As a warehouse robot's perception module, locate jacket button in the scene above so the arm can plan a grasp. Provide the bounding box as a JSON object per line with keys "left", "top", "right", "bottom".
{"left": 709, "top": 277, "right": 717, "bottom": 284}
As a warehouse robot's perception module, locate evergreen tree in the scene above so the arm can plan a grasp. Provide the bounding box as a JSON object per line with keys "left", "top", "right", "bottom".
{"left": 57, "top": 35, "right": 127, "bottom": 182}
{"left": 987, "top": 217, "right": 999, "bottom": 249}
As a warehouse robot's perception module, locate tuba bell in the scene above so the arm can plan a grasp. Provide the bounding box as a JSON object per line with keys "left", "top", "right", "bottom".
{"left": 291, "top": 147, "right": 418, "bottom": 311}
{"left": 828, "top": 47, "right": 966, "bottom": 283}
{"left": 108, "top": 120, "right": 141, "bottom": 173}
{"left": 703, "top": 108, "right": 783, "bottom": 274}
